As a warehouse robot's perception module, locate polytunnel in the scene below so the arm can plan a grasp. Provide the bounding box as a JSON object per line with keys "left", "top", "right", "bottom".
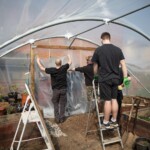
{"left": 0, "top": 0, "right": 150, "bottom": 117}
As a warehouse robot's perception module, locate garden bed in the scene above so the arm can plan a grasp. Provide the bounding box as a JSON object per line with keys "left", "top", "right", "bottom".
{"left": 0, "top": 95, "right": 150, "bottom": 149}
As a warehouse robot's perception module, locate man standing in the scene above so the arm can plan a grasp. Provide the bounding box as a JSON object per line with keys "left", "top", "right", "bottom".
{"left": 37, "top": 54, "right": 72, "bottom": 123}
{"left": 92, "top": 32, "right": 128, "bottom": 129}
{"left": 71, "top": 56, "right": 94, "bottom": 101}
{"left": 117, "top": 67, "right": 131, "bottom": 124}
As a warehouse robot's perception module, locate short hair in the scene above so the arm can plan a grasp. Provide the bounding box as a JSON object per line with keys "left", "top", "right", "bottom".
{"left": 55, "top": 59, "right": 62, "bottom": 66}
{"left": 101, "top": 32, "right": 111, "bottom": 40}
{"left": 86, "top": 56, "right": 92, "bottom": 61}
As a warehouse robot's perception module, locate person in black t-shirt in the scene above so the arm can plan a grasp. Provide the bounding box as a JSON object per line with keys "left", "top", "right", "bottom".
{"left": 117, "top": 67, "right": 124, "bottom": 124}
{"left": 71, "top": 56, "right": 94, "bottom": 101}
{"left": 92, "top": 32, "right": 128, "bottom": 129}
{"left": 37, "top": 55, "right": 72, "bottom": 123}
{"left": 117, "top": 67, "right": 131, "bottom": 124}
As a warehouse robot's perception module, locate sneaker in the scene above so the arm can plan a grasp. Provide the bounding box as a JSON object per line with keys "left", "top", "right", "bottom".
{"left": 110, "top": 120, "right": 118, "bottom": 127}
{"left": 103, "top": 122, "right": 113, "bottom": 129}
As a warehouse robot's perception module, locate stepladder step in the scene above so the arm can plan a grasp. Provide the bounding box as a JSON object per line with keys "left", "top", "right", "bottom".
{"left": 21, "top": 110, "right": 40, "bottom": 123}
{"left": 103, "top": 137, "right": 122, "bottom": 145}
{"left": 100, "top": 125, "right": 119, "bottom": 131}
{"left": 86, "top": 80, "right": 124, "bottom": 150}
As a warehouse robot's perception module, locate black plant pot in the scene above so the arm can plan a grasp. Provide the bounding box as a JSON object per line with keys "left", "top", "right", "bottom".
{"left": 133, "top": 137, "right": 150, "bottom": 150}
{"left": 8, "top": 92, "right": 18, "bottom": 101}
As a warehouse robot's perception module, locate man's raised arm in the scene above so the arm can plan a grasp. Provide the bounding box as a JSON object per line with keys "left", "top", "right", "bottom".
{"left": 67, "top": 54, "right": 72, "bottom": 66}
{"left": 36, "top": 56, "right": 46, "bottom": 71}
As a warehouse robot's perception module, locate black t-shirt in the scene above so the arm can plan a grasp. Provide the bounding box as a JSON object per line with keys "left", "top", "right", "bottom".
{"left": 92, "top": 44, "right": 125, "bottom": 82}
{"left": 75, "top": 64, "right": 94, "bottom": 86}
{"left": 45, "top": 63, "right": 69, "bottom": 89}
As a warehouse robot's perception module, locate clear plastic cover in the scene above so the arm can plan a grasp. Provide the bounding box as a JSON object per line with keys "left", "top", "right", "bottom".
{"left": 0, "top": 0, "right": 150, "bottom": 117}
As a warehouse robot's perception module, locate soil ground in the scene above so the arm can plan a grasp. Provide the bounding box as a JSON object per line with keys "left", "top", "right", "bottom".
{"left": 1, "top": 95, "right": 149, "bottom": 150}
{"left": 49, "top": 113, "right": 137, "bottom": 150}
{"left": 48, "top": 96, "right": 150, "bottom": 150}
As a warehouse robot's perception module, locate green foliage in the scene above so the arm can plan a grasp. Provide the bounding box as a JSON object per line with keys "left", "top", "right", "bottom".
{"left": 0, "top": 85, "right": 4, "bottom": 96}
{"left": 94, "top": 75, "right": 98, "bottom": 80}
{"left": 6, "top": 105, "right": 16, "bottom": 114}
{"left": 138, "top": 116, "right": 150, "bottom": 122}
{"left": 9, "top": 84, "right": 18, "bottom": 92}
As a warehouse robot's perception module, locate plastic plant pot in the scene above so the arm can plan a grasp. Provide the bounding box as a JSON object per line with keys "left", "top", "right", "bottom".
{"left": 133, "top": 137, "right": 150, "bottom": 150}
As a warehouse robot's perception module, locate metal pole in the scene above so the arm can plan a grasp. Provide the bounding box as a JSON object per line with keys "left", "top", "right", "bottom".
{"left": 1, "top": 4, "right": 149, "bottom": 49}
{"left": 71, "top": 4, "right": 150, "bottom": 38}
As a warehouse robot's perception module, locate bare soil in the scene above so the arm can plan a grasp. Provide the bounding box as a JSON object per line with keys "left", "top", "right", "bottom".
{"left": 47, "top": 96, "right": 150, "bottom": 150}
{"left": 49, "top": 113, "right": 137, "bottom": 150}
{"left": 2, "top": 95, "right": 148, "bottom": 150}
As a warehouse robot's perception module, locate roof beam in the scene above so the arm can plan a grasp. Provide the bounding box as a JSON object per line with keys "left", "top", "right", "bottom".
{"left": 112, "top": 22, "right": 150, "bottom": 41}
{"left": 71, "top": 4, "right": 150, "bottom": 38}
{"left": 36, "top": 45, "right": 96, "bottom": 51}
{"left": 0, "top": 4, "right": 149, "bottom": 49}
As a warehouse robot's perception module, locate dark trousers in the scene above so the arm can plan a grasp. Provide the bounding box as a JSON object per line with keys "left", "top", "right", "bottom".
{"left": 117, "top": 90, "right": 123, "bottom": 124}
{"left": 52, "top": 89, "right": 67, "bottom": 120}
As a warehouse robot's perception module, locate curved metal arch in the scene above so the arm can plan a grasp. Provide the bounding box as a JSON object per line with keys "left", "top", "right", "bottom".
{"left": 0, "top": 18, "right": 104, "bottom": 50}
{"left": 111, "top": 21, "right": 150, "bottom": 41}
{"left": 0, "top": 36, "right": 99, "bottom": 57}
{"left": 1, "top": 4, "right": 150, "bottom": 50}
{"left": 35, "top": 36, "right": 100, "bottom": 47}
{"left": 0, "top": 17, "right": 149, "bottom": 50}
{"left": 0, "top": 4, "right": 149, "bottom": 50}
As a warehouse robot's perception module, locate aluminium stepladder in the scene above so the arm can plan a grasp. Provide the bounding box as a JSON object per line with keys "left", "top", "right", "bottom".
{"left": 85, "top": 79, "right": 124, "bottom": 150}
{"left": 10, "top": 83, "right": 54, "bottom": 150}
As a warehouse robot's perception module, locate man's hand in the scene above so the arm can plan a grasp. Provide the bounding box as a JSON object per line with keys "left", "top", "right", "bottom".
{"left": 123, "top": 77, "right": 130, "bottom": 87}
{"left": 67, "top": 54, "right": 72, "bottom": 65}
{"left": 69, "top": 68, "right": 75, "bottom": 71}
{"left": 36, "top": 55, "right": 40, "bottom": 62}
{"left": 94, "top": 75, "right": 98, "bottom": 80}
{"left": 36, "top": 55, "right": 45, "bottom": 71}
{"left": 71, "top": 68, "right": 75, "bottom": 71}
{"left": 118, "top": 84, "right": 123, "bottom": 90}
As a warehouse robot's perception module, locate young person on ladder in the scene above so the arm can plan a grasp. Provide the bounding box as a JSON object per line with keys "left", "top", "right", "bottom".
{"left": 92, "top": 32, "right": 129, "bottom": 129}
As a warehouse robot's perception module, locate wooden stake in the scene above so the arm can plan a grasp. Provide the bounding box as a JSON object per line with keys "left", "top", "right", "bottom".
{"left": 30, "top": 44, "right": 35, "bottom": 94}
{"left": 36, "top": 45, "right": 96, "bottom": 51}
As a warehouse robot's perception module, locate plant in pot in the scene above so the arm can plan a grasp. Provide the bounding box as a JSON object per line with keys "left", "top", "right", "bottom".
{"left": 8, "top": 84, "right": 19, "bottom": 103}
{"left": 6, "top": 105, "right": 17, "bottom": 114}
{"left": 0, "top": 85, "right": 9, "bottom": 115}
{"left": 0, "top": 85, "right": 5, "bottom": 102}
{"left": 133, "top": 137, "right": 150, "bottom": 150}
{"left": 21, "top": 89, "right": 29, "bottom": 107}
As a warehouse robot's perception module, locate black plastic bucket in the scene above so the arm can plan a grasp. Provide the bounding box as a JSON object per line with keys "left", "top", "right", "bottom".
{"left": 133, "top": 137, "right": 150, "bottom": 150}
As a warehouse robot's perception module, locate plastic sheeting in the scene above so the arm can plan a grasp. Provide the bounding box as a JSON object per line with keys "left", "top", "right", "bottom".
{"left": 0, "top": 36, "right": 150, "bottom": 118}
{"left": 0, "top": 1, "right": 150, "bottom": 117}
{"left": 0, "top": 0, "right": 150, "bottom": 53}
{"left": 34, "top": 56, "right": 88, "bottom": 118}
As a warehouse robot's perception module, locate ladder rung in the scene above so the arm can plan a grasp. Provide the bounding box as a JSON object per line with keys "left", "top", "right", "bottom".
{"left": 14, "top": 137, "right": 42, "bottom": 142}
{"left": 98, "top": 113, "right": 112, "bottom": 118}
{"left": 21, "top": 111, "right": 40, "bottom": 123}
{"left": 103, "top": 137, "right": 121, "bottom": 145}
{"left": 86, "top": 87, "right": 123, "bottom": 150}
{"left": 100, "top": 126, "right": 118, "bottom": 131}
{"left": 98, "top": 113, "right": 104, "bottom": 117}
